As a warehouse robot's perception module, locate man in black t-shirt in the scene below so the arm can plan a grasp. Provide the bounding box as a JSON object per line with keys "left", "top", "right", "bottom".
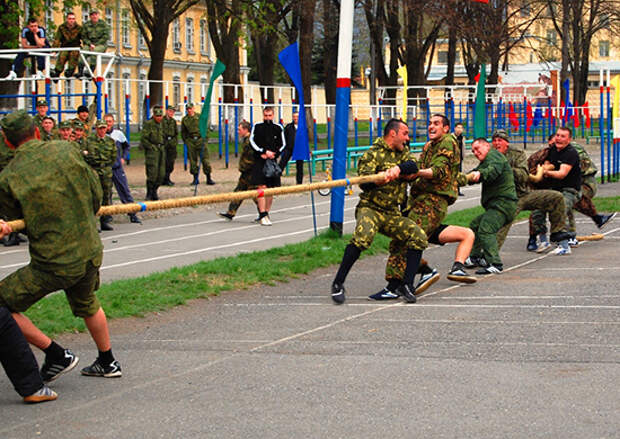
{"left": 5, "top": 18, "right": 50, "bottom": 79}
{"left": 532, "top": 127, "right": 581, "bottom": 237}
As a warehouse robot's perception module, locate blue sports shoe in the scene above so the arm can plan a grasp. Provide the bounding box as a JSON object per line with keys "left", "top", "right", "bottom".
{"left": 368, "top": 287, "right": 400, "bottom": 301}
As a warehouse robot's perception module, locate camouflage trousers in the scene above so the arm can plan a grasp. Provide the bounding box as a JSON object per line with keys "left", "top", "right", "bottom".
{"left": 145, "top": 147, "right": 165, "bottom": 187}
{"left": 55, "top": 50, "right": 80, "bottom": 74}
{"left": 350, "top": 206, "right": 427, "bottom": 254}
{"left": 531, "top": 187, "right": 580, "bottom": 234}
{"left": 80, "top": 44, "right": 107, "bottom": 71}
{"left": 573, "top": 176, "right": 598, "bottom": 219}
{"left": 187, "top": 139, "right": 211, "bottom": 175}
{"left": 385, "top": 193, "right": 447, "bottom": 281}
{"left": 164, "top": 140, "right": 178, "bottom": 176}
{"left": 226, "top": 172, "right": 257, "bottom": 216}
{"left": 498, "top": 189, "right": 566, "bottom": 249}
{"left": 96, "top": 171, "right": 113, "bottom": 207}
{"left": 470, "top": 201, "right": 516, "bottom": 266}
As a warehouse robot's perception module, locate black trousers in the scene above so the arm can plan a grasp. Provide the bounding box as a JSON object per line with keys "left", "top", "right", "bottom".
{"left": 0, "top": 307, "right": 43, "bottom": 397}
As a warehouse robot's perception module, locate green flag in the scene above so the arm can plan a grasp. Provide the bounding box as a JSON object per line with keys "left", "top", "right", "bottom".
{"left": 473, "top": 64, "right": 487, "bottom": 139}
{"left": 199, "top": 60, "right": 226, "bottom": 138}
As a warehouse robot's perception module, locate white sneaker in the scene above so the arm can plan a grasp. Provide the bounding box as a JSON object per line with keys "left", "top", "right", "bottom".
{"left": 551, "top": 245, "right": 571, "bottom": 255}
{"left": 34, "top": 71, "right": 45, "bottom": 80}
{"left": 535, "top": 241, "right": 552, "bottom": 253}
{"left": 259, "top": 216, "right": 272, "bottom": 226}
{"left": 5, "top": 70, "right": 17, "bottom": 80}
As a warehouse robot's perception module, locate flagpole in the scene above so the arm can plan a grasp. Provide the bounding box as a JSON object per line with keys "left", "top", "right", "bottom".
{"left": 329, "top": 0, "right": 354, "bottom": 235}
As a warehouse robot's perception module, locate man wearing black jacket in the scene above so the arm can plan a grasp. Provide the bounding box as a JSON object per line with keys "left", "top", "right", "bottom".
{"left": 249, "top": 107, "right": 286, "bottom": 226}
{"left": 278, "top": 112, "right": 303, "bottom": 184}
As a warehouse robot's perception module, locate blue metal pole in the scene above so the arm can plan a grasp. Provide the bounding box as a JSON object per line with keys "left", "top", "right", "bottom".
{"left": 599, "top": 85, "right": 605, "bottom": 183}
{"left": 124, "top": 88, "right": 130, "bottom": 160}
{"left": 224, "top": 117, "right": 229, "bottom": 168}
{"left": 607, "top": 83, "right": 612, "bottom": 182}
{"left": 354, "top": 116, "right": 358, "bottom": 148}
{"left": 218, "top": 97, "right": 222, "bottom": 159}
{"left": 369, "top": 115, "right": 373, "bottom": 145}
{"left": 234, "top": 98, "right": 239, "bottom": 157}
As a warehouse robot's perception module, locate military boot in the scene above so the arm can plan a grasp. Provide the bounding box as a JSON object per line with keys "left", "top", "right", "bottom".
{"left": 191, "top": 174, "right": 199, "bottom": 185}
{"left": 2, "top": 232, "right": 21, "bottom": 247}
{"left": 100, "top": 216, "right": 114, "bottom": 231}
{"left": 206, "top": 173, "right": 216, "bottom": 185}
{"left": 151, "top": 186, "right": 160, "bottom": 201}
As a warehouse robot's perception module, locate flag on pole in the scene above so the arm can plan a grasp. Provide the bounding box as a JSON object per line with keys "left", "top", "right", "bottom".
{"left": 397, "top": 65, "right": 408, "bottom": 121}
{"left": 526, "top": 100, "right": 533, "bottom": 132}
{"left": 509, "top": 103, "right": 520, "bottom": 131}
{"left": 278, "top": 42, "right": 310, "bottom": 161}
{"left": 573, "top": 103, "right": 580, "bottom": 128}
{"left": 200, "top": 60, "right": 226, "bottom": 138}
{"left": 533, "top": 102, "right": 543, "bottom": 127}
{"left": 610, "top": 75, "right": 620, "bottom": 140}
{"left": 583, "top": 101, "right": 591, "bottom": 128}
{"left": 473, "top": 64, "right": 486, "bottom": 138}
{"left": 562, "top": 79, "right": 574, "bottom": 124}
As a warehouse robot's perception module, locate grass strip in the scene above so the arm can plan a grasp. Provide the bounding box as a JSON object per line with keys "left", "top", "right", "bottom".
{"left": 24, "top": 196, "right": 619, "bottom": 337}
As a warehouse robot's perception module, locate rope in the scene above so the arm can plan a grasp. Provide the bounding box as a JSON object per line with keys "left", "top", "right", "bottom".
{"left": 6, "top": 173, "right": 385, "bottom": 232}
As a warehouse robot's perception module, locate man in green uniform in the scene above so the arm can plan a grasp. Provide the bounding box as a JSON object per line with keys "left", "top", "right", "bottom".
{"left": 32, "top": 99, "right": 48, "bottom": 133}
{"left": 182, "top": 103, "right": 215, "bottom": 185}
{"left": 72, "top": 119, "right": 87, "bottom": 152}
{"left": 0, "top": 133, "right": 27, "bottom": 247}
{"left": 51, "top": 11, "right": 82, "bottom": 78}
{"left": 141, "top": 105, "right": 165, "bottom": 200}
{"left": 162, "top": 105, "right": 179, "bottom": 186}
{"left": 465, "top": 138, "right": 517, "bottom": 274}
{"left": 58, "top": 120, "right": 72, "bottom": 141}
{"left": 84, "top": 120, "right": 116, "bottom": 231}
{"left": 491, "top": 129, "right": 572, "bottom": 255}
{"left": 331, "top": 118, "right": 427, "bottom": 304}
{"left": 218, "top": 120, "right": 259, "bottom": 220}
{"left": 79, "top": 9, "right": 110, "bottom": 77}
{"left": 72, "top": 104, "right": 96, "bottom": 135}
{"left": 0, "top": 110, "right": 122, "bottom": 381}
{"left": 371, "top": 114, "right": 476, "bottom": 301}
{"left": 40, "top": 116, "right": 57, "bottom": 141}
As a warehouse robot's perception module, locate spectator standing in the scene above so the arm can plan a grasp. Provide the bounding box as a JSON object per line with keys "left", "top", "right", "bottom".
{"left": 5, "top": 17, "right": 50, "bottom": 80}
{"left": 162, "top": 105, "right": 179, "bottom": 186}
{"left": 40, "top": 116, "right": 56, "bottom": 141}
{"left": 182, "top": 103, "right": 215, "bottom": 185}
{"left": 278, "top": 112, "right": 304, "bottom": 184}
{"left": 58, "top": 120, "right": 72, "bottom": 140}
{"left": 452, "top": 122, "right": 465, "bottom": 195}
{"left": 249, "top": 107, "right": 286, "bottom": 225}
{"left": 79, "top": 9, "right": 110, "bottom": 77}
{"left": 72, "top": 104, "right": 95, "bottom": 134}
{"left": 32, "top": 99, "right": 49, "bottom": 133}
{"left": 51, "top": 11, "right": 82, "bottom": 79}
{"left": 141, "top": 105, "right": 165, "bottom": 200}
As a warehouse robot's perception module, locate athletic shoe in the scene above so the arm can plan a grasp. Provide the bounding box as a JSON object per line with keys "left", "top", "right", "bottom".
{"left": 475, "top": 264, "right": 503, "bottom": 275}
{"left": 535, "top": 241, "right": 552, "bottom": 253}
{"left": 260, "top": 216, "right": 272, "bottom": 226}
{"left": 23, "top": 386, "right": 58, "bottom": 404}
{"left": 33, "top": 71, "right": 45, "bottom": 80}
{"left": 218, "top": 211, "right": 234, "bottom": 221}
{"left": 80, "top": 358, "right": 122, "bottom": 378}
{"left": 568, "top": 238, "right": 579, "bottom": 247}
{"left": 551, "top": 245, "right": 571, "bottom": 255}
{"left": 331, "top": 283, "right": 345, "bottom": 304}
{"left": 253, "top": 216, "right": 261, "bottom": 223}
{"left": 5, "top": 70, "right": 17, "bottom": 80}
{"left": 40, "top": 349, "right": 79, "bottom": 383}
{"left": 464, "top": 256, "right": 488, "bottom": 269}
{"left": 446, "top": 265, "right": 477, "bottom": 284}
{"left": 368, "top": 287, "right": 400, "bottom": 300}
{"left": 526, "top": 236, "right": 538, "bottom": 251}
{"left": 415, "top": 268, "right": 440, "bottom": 294}
{"left": 397, "top": 284, "right": 417, "bottom": 303}
{"left": 597, "top": 212, "right": 617, "bottom": 229}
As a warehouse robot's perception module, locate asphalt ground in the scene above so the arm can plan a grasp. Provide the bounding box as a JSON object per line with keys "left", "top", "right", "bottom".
{"left": 0, "top": 180, "right": 619, "bottom": 437}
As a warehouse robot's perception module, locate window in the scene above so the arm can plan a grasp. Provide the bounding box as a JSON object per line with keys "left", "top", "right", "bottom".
{"left": 173, "top": 19, "right": 181, "bottom": 52}
{"left": 82, "top": 4, "right": 90, "bottom": 23}
{"left": 122, "top": 10, "right": 131, "bottom": 47}
{"left": 105, "top": 8, "right": 114, "bottom": 45}
{"left": 546, "top": 30, "right": 557, "bottom": 46}
{"left": 187, "top": 78, "right": 194, "bottom": 104}
{"left": 137, "top": 17, "right": 147, "bottom": 49}
{"left": 437, "top": 51, "right": 448, "bottom": 64}
{"left": 138, "top": 74, "right": 146, "bottom": 122}
{"left": 45, "top": 0, "right": 54, "bottom": 32}
{"left": 173, "top": 76, "right": 181, "bottom": 107}
{"left": 200, "top": 19, "right": 208, "bottom": 54}
{"left": 186, "top": 18, "right": 194, "bottom": 53}
{"left": 520, "top": 1, "right": 531, "bottom": 17}
{"left": 599, "top": 41, "right": 610, "bottom": 57}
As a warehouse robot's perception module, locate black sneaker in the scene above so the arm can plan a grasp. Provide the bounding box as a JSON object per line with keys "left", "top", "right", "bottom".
{"left": 415, "top": 268, "right": 440, "bottom": 294}
{"left": 597, "top": 212, "right": 617, "bottom": 229}
{"left": 397, "top": 284, "right": 417, "bottom": 303}
{"left": 331, "top": 283, "right": 346, "bottom": 304}
{"left": 80, "top": 358, "right": 122, "bottom": 378}
{"left": 446, "top": 263, "right": 477, "bottom": 284}
{"left": 218, "top": 212, "right": 234, "bottom": 221}
{"left": 368, "top": 287, "right": 400, "bottom": 301}
{"left": 526, "top": 236, "right": 538, "bottom": 251}
{"left": 129, "top": 214, "right": 142, "bottom": 224}
{"left": 464, "top": 256, "right": 487, "bottom": 269}
{"left": 475, "top": 264, "right": 503, "bottom": 275}
{"left": 40, "top": 349, "right": 79, "bottom": 383}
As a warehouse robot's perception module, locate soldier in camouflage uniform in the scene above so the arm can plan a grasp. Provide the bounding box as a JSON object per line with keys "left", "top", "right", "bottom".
{"left": 32, "top": 99, "right": 48, "bottom": 133}
{"left": 84, "top": 120, "right": 116, "bottom": 231}
{"left": 464, "top": 138, "right": 517, "bottom": 274}
{"left": 51, "top": 12, "right": 82, "bottom": 78}
{"left": 331, "top": 119, "right": 427, "bottom": 305}
{"left": 40, "top": 116, "right": 57, "bottom": 141}
{"left": 182, "top": 103, "right": 215, "bottom": 185}
{"left": 71, "top": 104, "right": 96, "bottom": 135}
{"left": 0, "top": 110, "right": 122, "bottom": 382}
{"left": 372, "top": 114, "right": 476, "bottom": 301}
{"left": 72, "top": 120, "right": 87, "bottom": 153}
{"left": 58, "top": 120, "right": 72, "bottom": 141}
{"left": 141, "top": 105, "right": 166, "bottom": 200}
{"left": 0, "top": 132, "right": 26, "bottom": 247}
{"left": 218, "top": 120, "right": 259, "bottom": 220}
{"left": 162, "top": 105, "right": 179, "bottom": 186}
{"left": 491, "top": 129, "right": 572, "bottom": 255}
{"left": 79, "top": 9, "right": 110, "bottom": 77}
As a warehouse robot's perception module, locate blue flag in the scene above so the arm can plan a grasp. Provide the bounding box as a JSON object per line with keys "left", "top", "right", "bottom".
{"left": 533, "top": 102, "right": 543, "bottom": 127}
{"left": 278, "top": 43, "right": 310, "bottom": 161}
{"left": 562, "top": 79, "right": 574, "bottom": 123}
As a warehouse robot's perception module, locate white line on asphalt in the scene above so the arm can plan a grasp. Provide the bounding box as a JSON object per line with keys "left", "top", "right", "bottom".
{"left": 362, "top": 318, "right": 620, "bottom": 325}
{"left": 518, "top": 267, "right": 620, "bottom": 271}
{"left": 222, "top": 302, "right": 620, "bottom": 309}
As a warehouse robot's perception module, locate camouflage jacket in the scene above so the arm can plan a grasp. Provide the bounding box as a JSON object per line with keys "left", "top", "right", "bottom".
{"left": 140, "top": 119, "right": 164, "bottom": 151}
{"left": 54, "top": 23, "right": 82, "bottom": 47}
{"left": 570, "top": 141, "right": 597, "bottom": 177}
{"left": 181, "top": 114, "right": 201, "bottom": 143}
{"left": 33, "top": 114, "right": 45, "bottom": 132}
{"left": 84, "top": 134, "right": 116, "bottom": 176}
{"left": 238, "top": 136, "right": 254, "bottom": 173}
{"left": 0, "top": 139, "right": 103, "bottom": 275}
{"left": 504, "top": 147, "right": 529, "bottom": 198}
{"left": 41, "top": 129, "right": 58, "bottom": 141}
{"left": 410, "top": 133, "right": 459, "bottom": 205}
{"left": 357, "top": 137, "right": 414, "bottom": 213}
{"left": 472, "top": 148, "right": 517, "bottom": 208}
{"left": 82, "top": 20, "right": 110, "bottom": 47}
{"left": 162, "top": 116, "right": 179, "bottom": 142}
{"left": 0, "top": 139, "right": 15, "bottom": 172}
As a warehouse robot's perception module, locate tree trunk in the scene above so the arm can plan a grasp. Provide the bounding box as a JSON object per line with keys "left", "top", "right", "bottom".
{"left": 299, "top": 0, "right": 316, "bottom": 139}
{"left": 322, "top": 0, "right": 338, "bottom": 105}
{"left": 147, "top": 24, "right": 169, "bottom": 110}
{"left": 446, "top": 25, "right": 457, "bottom": 85}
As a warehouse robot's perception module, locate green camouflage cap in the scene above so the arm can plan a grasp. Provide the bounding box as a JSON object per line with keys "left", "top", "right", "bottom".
{"left": 36, "top": 99, "right": 48, "bottom": 107}
{"left": 72, "top": 120, "right": 85, "bottom": 129}
{"left": 95, "top": 119, "right": 107, "bottom": 128}
{"left": 492, "top": 129, "right": 509, "bottom": 141}
{"left": 59, "top": 120, "right": 72, "bottom": 129}
{"left": 166, "top": 105, "right": 176, "bottom": 111}
{"left": 0, "top": 110, "right": 34, "bottom": 135}
{"left": 152, "top": 106, "right": 164, "bottom": 116}
{"left": 186, "top": 103, "right": 194, "bottom": 109}
{"left": 89, "top": 8, "right": 99, "bottom": 14}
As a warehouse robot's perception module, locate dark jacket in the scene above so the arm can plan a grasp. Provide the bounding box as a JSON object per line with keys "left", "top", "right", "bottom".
{"left": 249, "top": 121, "right": 286, "bottom": 158}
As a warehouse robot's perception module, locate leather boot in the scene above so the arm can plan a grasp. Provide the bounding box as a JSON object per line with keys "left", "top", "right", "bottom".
{"left": 152, "top": 186, "right": 159, "bottom": 201}
{"left": 206, "top": 173, "right": 216, "bottom": 185}
{"left": 100, "top": 216, "right": 113, "bottom": 231}
{"left": 3, "top": 232, "right": 21, "bottom": 247}
{"left": 191, "top": 174, "right": 199, "bottom": 185}
{"left": 129, "top": 213, "right": 142, "bottom": 224}
{"left": 145, "top": 184, "right": 154, "bottom": 201}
